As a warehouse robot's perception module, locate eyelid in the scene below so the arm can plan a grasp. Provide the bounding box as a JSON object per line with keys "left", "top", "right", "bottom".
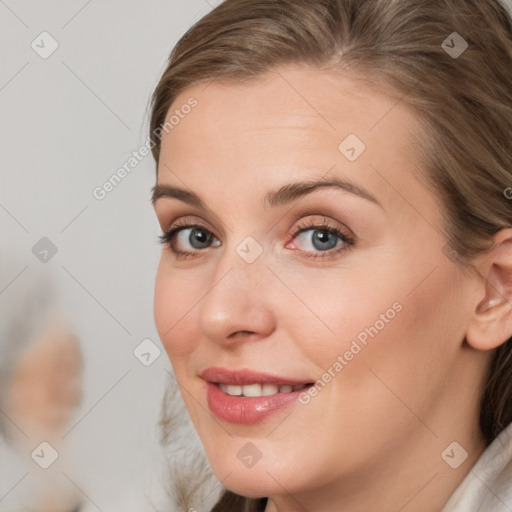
{"left": 163, "top": 214, "right": 218, "bottom": 236}
{"left": 290, "top": 214, "right": 353, "bottom": 235}
{"left": 157, "top": 203, "right": 232, "bottom": 238}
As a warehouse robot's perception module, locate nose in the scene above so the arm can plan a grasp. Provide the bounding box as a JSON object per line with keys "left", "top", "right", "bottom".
{"left": 197, "top": 243, "right": 276, "bottom": 347}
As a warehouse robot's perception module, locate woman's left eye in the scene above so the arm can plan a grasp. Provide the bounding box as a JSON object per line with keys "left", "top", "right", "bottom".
{"left": 158, "top": 219, "right": 354, "bottom": 261}
{"left": 284, "top": 219, "right": 354, "bottom": 260}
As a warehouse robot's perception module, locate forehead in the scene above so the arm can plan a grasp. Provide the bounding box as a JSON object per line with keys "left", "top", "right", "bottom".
{"left": 161, "top": 64, "right": 421, "bottom": 158}
{"left": 156, "top": 64, "right": 432, "bottom": 216}
{"left": 176, "top": 64, "right": 414, "bottom": 120}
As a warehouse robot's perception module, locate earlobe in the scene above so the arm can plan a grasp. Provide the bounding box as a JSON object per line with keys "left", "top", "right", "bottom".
{"left": 465, "top": 228, "right": 512, "bottom": 351}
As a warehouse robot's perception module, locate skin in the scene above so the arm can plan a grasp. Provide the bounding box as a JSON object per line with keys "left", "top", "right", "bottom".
{"left": 152, "top": 64, "right": 512, "bottom": 512}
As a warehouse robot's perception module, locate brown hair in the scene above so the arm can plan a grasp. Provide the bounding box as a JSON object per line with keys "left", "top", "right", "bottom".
{"left": 149, "top": 0, "right": 512, "bottom": 509}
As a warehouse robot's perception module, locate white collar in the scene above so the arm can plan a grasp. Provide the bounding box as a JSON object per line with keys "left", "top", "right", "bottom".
{"left": 442, "top": 421, "right": 512, "bottom": 511}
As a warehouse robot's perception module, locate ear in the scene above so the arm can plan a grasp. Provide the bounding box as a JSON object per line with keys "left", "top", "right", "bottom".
{"left": 466, "top": 228, "right": 512, "bottom": 351}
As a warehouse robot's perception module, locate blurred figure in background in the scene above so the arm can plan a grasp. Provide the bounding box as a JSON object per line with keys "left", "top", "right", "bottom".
{"left": 0, "top": 254, "right": 83, "bottom": 512}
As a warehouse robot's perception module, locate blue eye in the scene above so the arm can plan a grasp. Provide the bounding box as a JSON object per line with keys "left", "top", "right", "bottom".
{"left": 158, "top": 223, "right": 220, "bottom": 259}
{"left": 175, "top": 227, "right": 215, "bottom": 250}
{"left": 292, "top": 227, "right": 344, "bottom": 252}
{"left": 158, "top": 219, "right": 354, "bottom": 261}
{"left": 284, "top": 219, "right": 353, "bottom": 260}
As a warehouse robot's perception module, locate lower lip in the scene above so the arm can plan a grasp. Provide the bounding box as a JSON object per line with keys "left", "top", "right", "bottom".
{"left": 205, "top": 382, "right": 307, "bottom": 425}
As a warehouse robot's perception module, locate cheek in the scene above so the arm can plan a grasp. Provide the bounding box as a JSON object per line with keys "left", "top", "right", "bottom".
{"left": 153, "top": 259, "right": 199, "bottom": 363}
{"left": 286, "top": 251, "right": 467, "bottom": 402}
{"left": 311, "top": 259, "right": 469, "bottom": 422}
{"left": 273, "top": 264, "right": 404, "bottom": 370}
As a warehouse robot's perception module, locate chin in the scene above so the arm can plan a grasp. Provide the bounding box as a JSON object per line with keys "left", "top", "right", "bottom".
{"left": 201, "top": 436, "right": 302, "bottom": 498}
{"left": 213, "top": 465, "right": 285, "bottom": 499}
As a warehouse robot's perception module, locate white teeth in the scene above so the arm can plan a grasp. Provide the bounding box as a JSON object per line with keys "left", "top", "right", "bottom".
{"left": 242, "top": 384, "right": 263, "bottom": 397}
{"left": 218, "top": 382, "right": 308, "bottom": 397}
{"left": 262, "top": 384, "right": 279, "bottom": 396}
{"left": 219, "top": 384, "right": 242, "bottom": 396}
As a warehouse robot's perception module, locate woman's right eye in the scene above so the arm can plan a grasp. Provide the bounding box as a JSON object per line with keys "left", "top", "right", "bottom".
{"left": 158, "top": 224, "right": 221, "bottom": 259}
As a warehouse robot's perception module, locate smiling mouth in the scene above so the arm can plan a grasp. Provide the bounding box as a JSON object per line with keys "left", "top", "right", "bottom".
{"left": 216, "top": 382, "right": 314, "bottom": 397}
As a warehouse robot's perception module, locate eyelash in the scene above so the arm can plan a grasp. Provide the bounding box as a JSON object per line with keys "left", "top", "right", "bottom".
{"left": 158, "top": 218, "right": 354, "bottom": 261}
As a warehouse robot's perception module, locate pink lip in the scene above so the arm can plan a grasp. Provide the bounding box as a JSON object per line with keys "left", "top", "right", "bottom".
{"left": 199, "top": 367, "right": 311, "bottom": 386}
{"left": 200, "top": 367, "right": 313, "bottom": 425}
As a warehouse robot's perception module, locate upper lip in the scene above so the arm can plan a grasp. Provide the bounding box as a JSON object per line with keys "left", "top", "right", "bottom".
{"left": 200, "top": 367, "right": 313, "bottom": 386}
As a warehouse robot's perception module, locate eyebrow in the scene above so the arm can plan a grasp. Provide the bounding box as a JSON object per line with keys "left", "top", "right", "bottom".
{"left": 151, "top": 176, "right": 382, "bottom": 210}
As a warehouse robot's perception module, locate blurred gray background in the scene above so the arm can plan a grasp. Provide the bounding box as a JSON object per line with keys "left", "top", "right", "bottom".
{"left": 0, "top": 0, "right": 221, "bottom": 509}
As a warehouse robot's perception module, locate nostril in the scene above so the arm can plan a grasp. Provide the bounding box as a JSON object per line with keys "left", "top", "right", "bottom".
{"left": 229, "top": 330, "right": 255, "bottom": 339}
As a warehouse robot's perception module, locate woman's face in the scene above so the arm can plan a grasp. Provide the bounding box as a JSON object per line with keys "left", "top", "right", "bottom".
{"left": 153, "top": 65, "right": 490, "bottom": 507}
